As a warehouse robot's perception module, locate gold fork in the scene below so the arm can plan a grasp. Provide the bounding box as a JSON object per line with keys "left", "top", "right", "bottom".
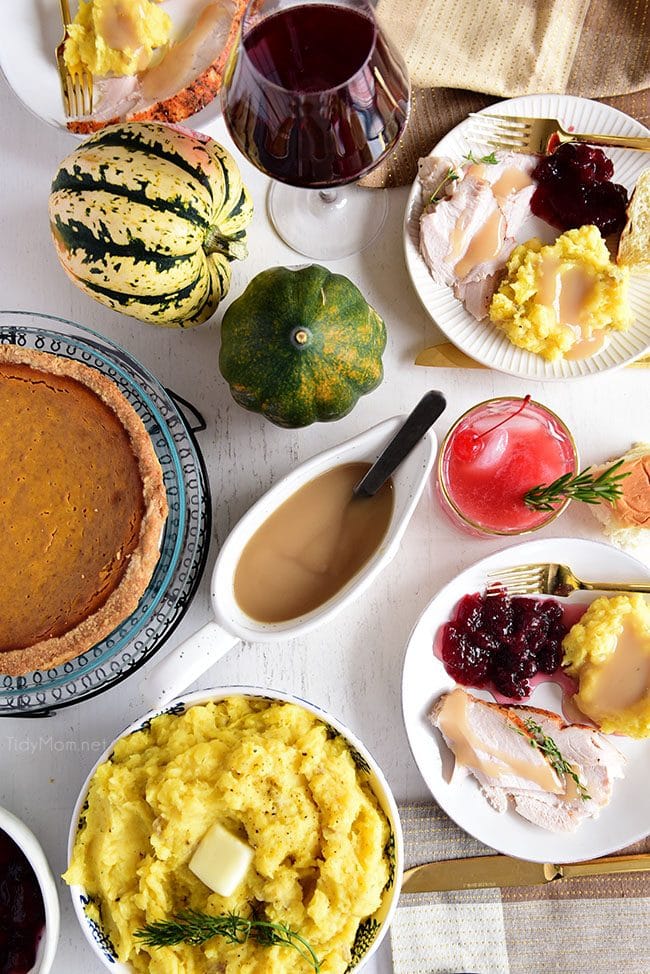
{"left": 55, "top": 0, "right": 93, "bottom": 118}
{"left": 486, "top": 563, "right": 650, "bottom": 598}
{"left": 467, "top": 112, "right": 650, "bottom": 155}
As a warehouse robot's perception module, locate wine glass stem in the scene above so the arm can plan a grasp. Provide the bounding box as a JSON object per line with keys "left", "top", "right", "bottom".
{"left": 319, "top": 189, "right": 346, "bottom": 209}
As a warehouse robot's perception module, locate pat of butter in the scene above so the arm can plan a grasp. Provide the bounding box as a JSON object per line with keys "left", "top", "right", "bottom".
{"left": 188, "top": 823, "right": 254, "bottom": 897}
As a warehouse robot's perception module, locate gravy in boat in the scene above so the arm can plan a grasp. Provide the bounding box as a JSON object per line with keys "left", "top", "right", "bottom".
{"left": 234, "top": 462, "right": 394, "bottom": 623}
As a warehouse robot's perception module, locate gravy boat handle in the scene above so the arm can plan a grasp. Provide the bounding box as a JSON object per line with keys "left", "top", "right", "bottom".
{"left": 140, "top": 622, "right": 240, "bottom": 712}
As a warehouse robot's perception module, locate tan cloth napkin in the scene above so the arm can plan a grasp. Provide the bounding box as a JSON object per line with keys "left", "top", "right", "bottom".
{"left": 393, "top": 802, "right": 650, "bottom": 974}
{"left": 362, "top": 0, "right": 650, "bottom": 187}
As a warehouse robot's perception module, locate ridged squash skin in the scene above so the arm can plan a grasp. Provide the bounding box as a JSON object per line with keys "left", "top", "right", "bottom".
{"left": 219, "top": 265, "right": 387, "bottom": 428}
{"left": 48, "top": 122, "right": 253, "bottom": 327}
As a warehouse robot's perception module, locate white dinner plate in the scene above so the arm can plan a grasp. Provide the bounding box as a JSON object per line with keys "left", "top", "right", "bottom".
{"left": 402, "top": 536, "right": 650, "bottom": 862}
{"left": 0, "top": 0, "right": 224, "bottom": 133}
{"left": 404, "top": 93, "right": 650, "bottom": 380}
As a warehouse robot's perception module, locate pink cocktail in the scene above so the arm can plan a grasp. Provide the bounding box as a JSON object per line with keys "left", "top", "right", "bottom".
{"left": 437, "top": 397, "right": 578, "bottom": 536}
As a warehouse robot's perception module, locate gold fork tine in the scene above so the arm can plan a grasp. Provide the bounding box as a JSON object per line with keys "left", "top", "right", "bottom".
{"left": 469, "top": 113, "right": 531, "bottom": 131}
{"left": 487, "top": 565, "right": 542, "bottom": 579}
{"left": 474, "top": 113, "right": 533, "bottom": 128}
{"left": 485, "top": 565, "right": 546, "bottom": 596}
{"left": 76, "top": 68, "right": 93, "bottom": 115}
{"left": 467, "top": 115, "right": 529, "bottom": 149}
{"left": 56, "top": 0, "right": 93, "bottom": 119}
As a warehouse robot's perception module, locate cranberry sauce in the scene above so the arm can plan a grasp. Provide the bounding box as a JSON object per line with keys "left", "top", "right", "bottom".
{"left": 531, "top": 142, "right": 628, "bottom": 236}
{"left": 0, "top": 829, "right": 45, "bottom": 974}
{"left": 437, "top": 590, "right": 573, "bottom": 700}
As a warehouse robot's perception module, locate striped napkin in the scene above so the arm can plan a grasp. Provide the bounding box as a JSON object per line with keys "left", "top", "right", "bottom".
{"left": 362, "top": 0, "right": 650, "bottom": 187}
{"left": 392, "top": 802, "right": 650, "bottom": 974}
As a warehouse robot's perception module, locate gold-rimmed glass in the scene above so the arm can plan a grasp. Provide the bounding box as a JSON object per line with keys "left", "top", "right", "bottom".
{"left": 437, "top": 397, "right": 578, "bottom": 538}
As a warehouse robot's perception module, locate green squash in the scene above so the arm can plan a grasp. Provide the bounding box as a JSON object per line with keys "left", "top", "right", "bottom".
{"left": 219, "top": 265, "right": 387, "bottom": 428}
{"left": 48, "top": 122, "right": 253, "bottom": 327}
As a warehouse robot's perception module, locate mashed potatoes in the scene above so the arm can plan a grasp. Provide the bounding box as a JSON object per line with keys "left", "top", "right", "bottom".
{"left": 64, "top": 697, "right": 392, "bottom": 974}
{"left": 563, "top": 594, "right": 650, "bottom": 738}
{"left": 64, "top": 0, "right": 171, "bottom": 77}
{"left": 489, "top": 225, "right": 632, "bottom": 361}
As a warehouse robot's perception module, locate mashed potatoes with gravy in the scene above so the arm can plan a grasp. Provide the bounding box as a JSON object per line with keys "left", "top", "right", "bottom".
{"left": 489, "top": 225, "right": 632, "bottom": 361}
{"left": 64, "top": 697, "right": 392, "bottom": 974}
{"left": 64, "top": 0, "right": 171, "bottom": 77}
{"left": 563, "top": 594, "right": 650, "bottom": 738}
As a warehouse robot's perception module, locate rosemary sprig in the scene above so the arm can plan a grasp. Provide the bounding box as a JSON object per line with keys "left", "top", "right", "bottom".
{"left": 428, "top": 166, "right": 460, "bottom": 203}
{"left": 523, "top": 460, "right": 630, "bottom": 512}
{"left": 521, "top": 718, "right": 591, "bottom": 801}
{"left": 134, "top": 910, "right": 322, "bottom": 972}
{"left": 463, "top": 150, "right": 499, "bottom": 164}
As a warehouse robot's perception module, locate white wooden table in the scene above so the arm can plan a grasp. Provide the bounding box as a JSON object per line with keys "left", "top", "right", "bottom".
{"left": 1, "top": 74, "right": 648, "bottom": 974}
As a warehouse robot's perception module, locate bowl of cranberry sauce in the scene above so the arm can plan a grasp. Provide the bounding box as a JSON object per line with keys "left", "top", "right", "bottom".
{"left": 437, "top": 396, "right": 578, "bottom": 537}
{"left": 0, "top": 808, "right": 59, "bottom": 974}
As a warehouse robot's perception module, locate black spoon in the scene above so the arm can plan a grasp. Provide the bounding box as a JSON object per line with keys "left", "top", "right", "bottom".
{"left": 353, "top": 390, "right": 447, "bottom": 498}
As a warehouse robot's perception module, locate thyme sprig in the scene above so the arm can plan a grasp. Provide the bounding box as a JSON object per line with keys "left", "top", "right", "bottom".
{"left": 524, "top": 460, "right": 630, "bottom": 512}
{"left": 463, "top": 150, "right": 499, "bottom": 164}
{"left": 428, "top": 166, "right": 460, "bottom": 203}
{"left": 521, "top": 718, "right": 591, "bottom": 801}
{"left": 427, "top": 152, "right": 498, "bottom": 204}
{"left": 135, "top": 910, "right": 322, "bottom": 972}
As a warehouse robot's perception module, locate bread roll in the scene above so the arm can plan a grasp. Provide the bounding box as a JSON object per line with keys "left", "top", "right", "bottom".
{"left": 591, "top": 442, "right": 650, "bottom": 548}
{"left": 617, "top": 169, "right": 650, "bottom": 274}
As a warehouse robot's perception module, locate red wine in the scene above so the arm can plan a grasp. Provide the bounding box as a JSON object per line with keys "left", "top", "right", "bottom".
{"left": 222, "top": 3, "right": 409, "bottom": 187}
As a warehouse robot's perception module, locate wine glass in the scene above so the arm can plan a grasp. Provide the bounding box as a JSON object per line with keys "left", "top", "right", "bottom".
{"left": 221, "top": 0, "right": 410, "bottom": 259}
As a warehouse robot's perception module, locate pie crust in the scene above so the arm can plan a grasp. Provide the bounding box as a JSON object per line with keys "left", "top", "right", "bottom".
{"left": 0, "top": 345, "right": 168, "bottom": 675}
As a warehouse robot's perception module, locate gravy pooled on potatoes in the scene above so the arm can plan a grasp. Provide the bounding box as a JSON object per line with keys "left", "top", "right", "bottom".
{"left": 234, "top": 462, "right": 394, "bottom": 623}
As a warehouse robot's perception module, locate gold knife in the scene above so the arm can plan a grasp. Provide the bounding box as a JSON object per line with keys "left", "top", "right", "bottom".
{"left": 414, "top": 342, "right": 650, "bottom": 369}
{"left": 401, "top": 852, "right": 650, "bottom": 893}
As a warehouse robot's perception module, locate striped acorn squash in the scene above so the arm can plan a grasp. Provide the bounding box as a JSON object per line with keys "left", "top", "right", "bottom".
{"left": 48, "top": 122, "right": 253, "bottom": 327}
{"left": 219, "top": 264, "right": 387, "bottom": 428}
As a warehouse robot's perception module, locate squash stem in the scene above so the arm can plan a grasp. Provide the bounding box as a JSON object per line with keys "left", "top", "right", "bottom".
{"left": 204, "top": 227, "right": 248, "bottom": 261}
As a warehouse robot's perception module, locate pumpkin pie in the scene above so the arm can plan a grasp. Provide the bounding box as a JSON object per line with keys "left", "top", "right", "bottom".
{"left": 0, "top": 345, "right": 168, "bottom": 675}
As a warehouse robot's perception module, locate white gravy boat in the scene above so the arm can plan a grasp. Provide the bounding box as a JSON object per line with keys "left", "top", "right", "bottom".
{"left": 143, "top": 415, "right": 437, "bottom": 710}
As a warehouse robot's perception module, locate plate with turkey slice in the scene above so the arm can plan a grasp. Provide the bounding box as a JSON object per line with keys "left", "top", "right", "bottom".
{"left": 401, "top": 536, "right": 650, "bottom": 862}
{"left": 0, "top": 0, "right": 245, "bottom": 133}
{"left": 403, "top": 93, "right": 650, "bottom": 380}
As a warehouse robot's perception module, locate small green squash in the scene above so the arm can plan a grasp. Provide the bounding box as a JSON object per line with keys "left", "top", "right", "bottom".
{"left": 219, "top": 265, "right": 386, "bottom": 428}
{"left": 48, "top": 121, "right": 253, "bottom": 327}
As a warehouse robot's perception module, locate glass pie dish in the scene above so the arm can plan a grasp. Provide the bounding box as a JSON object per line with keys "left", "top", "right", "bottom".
{"left": 0, "top": 310, "right": 211, "bottom": 716}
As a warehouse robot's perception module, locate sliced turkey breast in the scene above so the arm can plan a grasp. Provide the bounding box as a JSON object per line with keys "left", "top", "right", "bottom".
{"left": 457, "top": 274, "right": 501, "bottom": 320}
{"left": 509, "top": 793, "right": 589, "bottom": 833}
{"left": 430, "top": 688, "right": 626, "bottom": 833}
{"left": 418, "top": 155, "right": 460, "bottom": 206}
{"left": 430, "top": 688, "right": 564, "bottom": 797}
{"left": 420, "top": 177, "right": 499, "bottom": 289}
{"left": 418, "top": 150, "right": 538, "bottom": 318}
{"left": 506, "top": 705, "right": 626, "bottom": 831}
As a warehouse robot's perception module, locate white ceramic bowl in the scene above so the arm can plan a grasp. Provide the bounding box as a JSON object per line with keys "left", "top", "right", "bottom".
{"left": 67, "top": 686, "right": 403, "bottom": 974}
{"left": 0, "top": 806, "right": 60, "bottom": 974}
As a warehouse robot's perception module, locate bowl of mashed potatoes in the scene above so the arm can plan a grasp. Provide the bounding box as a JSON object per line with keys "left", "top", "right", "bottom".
{"left": 64, "top": 687, "right": 403, "bottom": 974}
